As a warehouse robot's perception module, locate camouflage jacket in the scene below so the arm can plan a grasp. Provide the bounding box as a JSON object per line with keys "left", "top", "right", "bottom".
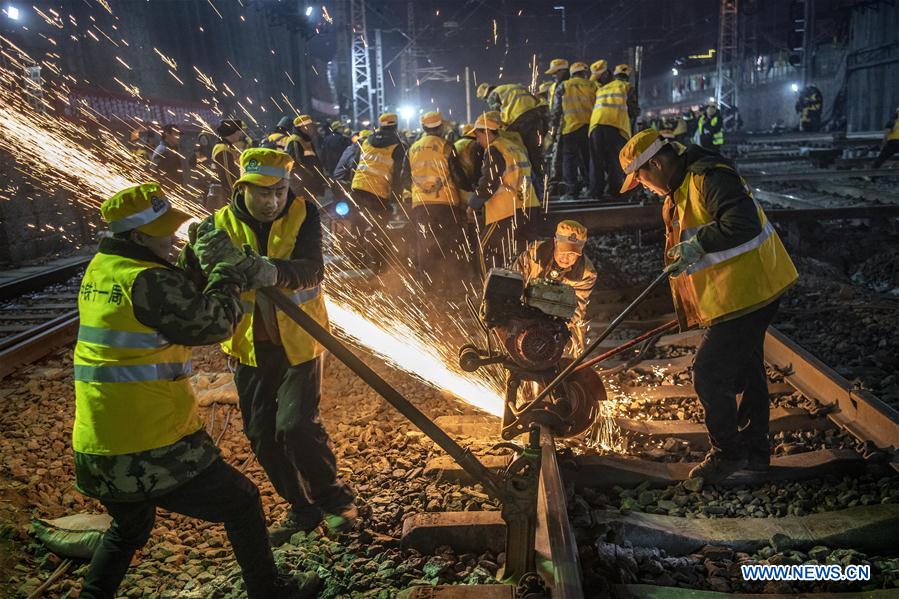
{"left": 513, "top": 240, "right": 597, "bottom": 326}
{"left": 74, "top": 236, "right": 244, "bottom": 502}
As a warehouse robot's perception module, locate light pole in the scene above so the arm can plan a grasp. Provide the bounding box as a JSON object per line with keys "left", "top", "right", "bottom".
{"left": 553, "top": 5, "right": 566, "bottom": 34}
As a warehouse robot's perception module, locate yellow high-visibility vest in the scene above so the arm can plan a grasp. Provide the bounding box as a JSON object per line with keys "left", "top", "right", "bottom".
{"left": 590, "top": 79, "right": 631, "bottom": 138}
{"left": 73, "top": 253, "right": 199, "bottom": 455}
{"left": 409, "top": 134, "right": 460, "bottom": 207}
{"left": 698, "top": 114, "right": 724, "bottom": 145}
{"left": 213, "top": 200, "right": 329, "bottom": 367}
{"left": 351, "top": 140, "right": 398, "bottom": 200}
{"left": 664, "top": 162, "right": 798, "bottom": 329}
{"left": 284, "top": 134, "right": 317, "bottom": 158}
{"left": 888, "top": 119, "right": 899, "bottom": 142}
{"left": 264, "top": 132, "right": 289, "bottom": 150}
{"left": 492, "top": 83, "right": 540, "bottom": 126}
{"left": 212, "top": 143, "right": 240, "bottom": 190}
{"left": 560, "top": 77, "right": 596, "bottom": 135}
{"left": 484, "top": 136, "right": 539, "bottom": 224}
{"left": 455, "top": 137, "right": 479, "bottom": 184}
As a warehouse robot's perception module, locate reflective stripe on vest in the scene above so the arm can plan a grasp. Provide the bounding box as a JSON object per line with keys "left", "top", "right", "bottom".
{"left": 484, "top": 136, "right": 539, "bottom": 225}
{"left": 410, "top": 134, "right": 460, "bottom": 207}
{"left": 590, "top": 79, "right": 631, "bottom": 138}
{"left": 77, "top": 324, "right": 168, "bottom": 349}
{"left": 73, "top": 253, "right": 201, "bottom": 455}
{"left": 494, "top": 83, "right": 539, "bottom": 126}
{"left": 285, "top": 134, "right": 317, "bottom": 157}
{"left": 455, "top": 137, "right": 478, "bottom": 183}
{"left": 664, "top": 164, "right": 798, "bottom": 328}
{"left": 352, "top": 141, "right": 397, "bottom": 199}
{"left": 560, "top": 78, "right": 595, "bottom": 135}
{"left": 213, "top": 201, "right": 330, "bottom": 367}
{"left": 74, "top": 361, "right": 192, "bottom": 383}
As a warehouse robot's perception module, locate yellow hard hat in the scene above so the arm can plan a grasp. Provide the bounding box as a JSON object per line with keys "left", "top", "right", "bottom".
{"left": 379, "top": 112, "right": 398, "bottom": 126}
{"left": 461, "top": 123, "right": 476, "bottom": 137}
{"left": 476, "top": 83, "right": 492, "bottom": 99}
{"left": 545, "top": 58, "right": 569, "bottom": 75}
{"left": 590, "top": 60, "right": 608, "bottom": 75}
{"left": 708, "top": 98, "right": 719, "bottom": 107}
{"left": 293, "top": 114, "right": 313, "bottom": 127}
{"left": 614, "top": 64, "right": 631, "bottom": 76}
{"left": 570, "top": 62, "right": 589, "bottom": 75}
{"left": 101, "top": 182, "right": 190, "bottom": 237}
{"left": 618, "top": 129, "right": 667, "bottom": 194}
{"left": 330, "top": 120, "right": 342, "bottom": 129}
{"left": 471, "top": 112, "right": 501, "bottom": 132}
{"left": 358, "top": 129, "right": 373, "bottom": 139}
{"left": 234, "top": 147, "right": 294, "bottom": 188}
{"left": 555, "top": 220, "right": 587, "bottom": 253}
{"left": 420, "top": 110, "right": 443, "bottom": 128}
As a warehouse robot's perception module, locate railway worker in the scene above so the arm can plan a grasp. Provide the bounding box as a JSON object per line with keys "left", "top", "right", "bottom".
{"left": 478, "top": 81, "right": 549, "bottom": 185}
{"left": 260, "top": 116, "right": 294, "bottom": 150}
{"left": 697, "top": 100, "right": 724, "bottom": 150}
{"left": 284, "top": 114, "right": 329, "bottom": 202}
{"left": 151, "top": 124, "right": 183, "bottom": 191}
{"left": 318, "top": 120, "right": 352, "bottom": 176}
{"left": 618, "top": 129, "right": 798, "bottom": 484}
{"left": 468, "top": 112, "right": 540, "bottom": 274}
{"left": 795, "top": 85, "right": 823, "bottom": 133}
{"left": 348, "top": 112, "right": 410, "bottom": 270}
{"left": 454, "top": 124, "right": 484, "bottom": 191}
{"left": 512, "top": 219, "right": 597, "bottom": 354}
{"left": 72, "top": 183, "right": 319, "bottom": 599}
{"left": 589, "top": 59, "right": 613, "bottom": 86}
{"left": 551, "top": 62, "right": 596, "bottom": 200}
{"left": 545, "top": 58, "right": 570, "bottom": 185}
{"left": 182, "top": 148, "right": 357, "bottom": 545}
{"left": 333, "top": 129, "right": 371, "bottom": 184}
{"left": 210, "top": 119, "right": 246, "bottom": 208}
{"left": 873, "top": 106, "right": 899, "bottom": 168}
{"left": 588, "top": 64, "right": 636, "bottom": 200}
{"left": 408, "top": 110, "right": 469, "bottom": 293}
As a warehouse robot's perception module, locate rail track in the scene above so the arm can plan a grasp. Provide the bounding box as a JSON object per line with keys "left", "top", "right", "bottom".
{"left": 407, "top": 314, "right": 899, "bottom": 597}
{"left": 0, "top": 255, "right": 89, "bottom": 379}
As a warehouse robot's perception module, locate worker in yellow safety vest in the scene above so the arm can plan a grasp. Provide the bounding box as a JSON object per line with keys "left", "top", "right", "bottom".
{"left": 259, "top": 116, "right": 293, "bottom": 150}
{"left": 408, "top": 110, "right": 471, "bottom": 293}
{"left": 184, "top": 148, "right": 357, "bottom": 546}
{"left": 873, "top": 106, "right": 899, "bottom": 168}
{"left": 619, "top": 129, "right": 798, "bottom": 484}
{"left": 545, "top": 58, "right": 570, "bottom": 185}
{"left": 348, "top": 112, "right": 410, "bottom": 272}
{"left": 512, "top": 219, "right": 597, "bottom": 354}
{"left": 697, "top": 100, "right": 724, "bottom": 149}
{"left": 284, "top": 114, "right": 330, "bottom": 201}
{"left": 550, "top": 62, "right": 596, "bottom": 200}
{"left": 590, "top": 59, "right": 613, "bottom": 86}
{"left": 467, "top": 112, "right": 540, "bottom": 274}
{"left": 73, "top": 182, "right": 319, "bottom": 599}
{"left": 589, "top": 63, "right": 640, "bottom": 199}
{"left": 478, "top": 81, "right": 549, "bottom": 185}
{"left": 210, "top": 119, "right": 246, "bottom": 209}
{"left": 454, "top": 124, "right": 484, "bottom": 191}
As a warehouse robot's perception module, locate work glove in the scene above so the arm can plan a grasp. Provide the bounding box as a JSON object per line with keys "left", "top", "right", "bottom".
{"left": 468, "top": 193, "right": 486, "bottom": 210}
{"left": 194, "top": 228, "right": 245, "bottom": 273}
{"left": 235, "top": 245, "right": 279, "bottom": 290}
{"left": 665, "top": 236, "right": 704, "bottom": 276}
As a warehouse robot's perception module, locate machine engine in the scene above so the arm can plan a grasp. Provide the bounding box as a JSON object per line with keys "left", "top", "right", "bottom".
{"left": 481, "top": 269, "right": 577, "bottom": 372}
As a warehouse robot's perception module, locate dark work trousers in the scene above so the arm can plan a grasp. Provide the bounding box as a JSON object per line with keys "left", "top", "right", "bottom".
{"left": 80, "top": 458, "right": 278, "bottom": 599}
{"left": 347, "top": 188, "right": 392, "bottom": 272}
{"left": 235, "top": 346, "right": 353, "bottom": 520}
{"left": 412, "top": 203, "right": 469, "bottom": 294}
{"left": 589, "top": 124, "right": 627, "bottom": 199}
{"left": 560, "top": 125, "right": 589, "bottom": 194}
{"left": 693, "top": 299, "right": 780, "bottom": 461}
{"left": 507, "top": 107, "right": 549, "bottom": 184}
{"left": 873, "top": 139, "right": 899, "bottom": 168}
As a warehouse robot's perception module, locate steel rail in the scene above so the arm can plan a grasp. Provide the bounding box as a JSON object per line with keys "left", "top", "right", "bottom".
{"left": 0, "top": 311, "right": 78, "bottom": 379}
{"left": 0, "top": 256, "right": 91, "bottom": 301}
{"left": 534, "top": 428, "right": 584, "bottom": 598}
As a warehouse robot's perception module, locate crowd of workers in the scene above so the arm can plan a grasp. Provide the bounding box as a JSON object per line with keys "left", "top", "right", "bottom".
{"left": 73, "top": 53, "right": 899, "bottom": 598}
